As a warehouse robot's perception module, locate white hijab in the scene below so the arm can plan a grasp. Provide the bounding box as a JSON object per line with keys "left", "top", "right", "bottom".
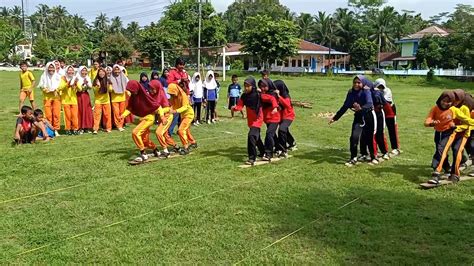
{"left": 73, "top": 66, "right": 92, "bottom": 88}
{"left": 203, "top": 70, "right": 217, "bottom": 90}
{"left": 38, "top": 62, "right": 61, "bottom": 92}
{"left": 190, "top": 72, "right": 203, "bottom": 98}
{"left": 63, "top": 65, "right": 76, "bottom": 83}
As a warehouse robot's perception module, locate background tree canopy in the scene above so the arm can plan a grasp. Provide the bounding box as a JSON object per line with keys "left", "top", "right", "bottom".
{"left": 0, "top": 1, "right": 472, "bottom": 69}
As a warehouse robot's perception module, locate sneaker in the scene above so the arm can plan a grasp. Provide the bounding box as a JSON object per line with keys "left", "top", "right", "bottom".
{"left": 275, "top": 150, "right": 283, "bottom": 157}
{"left": 207, "top": 120, "right": 211, "bottom": 124}
{"left": 245, "top": 160, "right": 255, "bottom": 166}
{"left": 118, "top": 127, "right": 125, "bottom": 132}
{"left": 73, "top": 130, "right": 79, "bottom": 135}
{"left": 431, "top": 171, "right": 441, "bottom": 177}
{"left": 134, "top": 153, "right": 149, "bottom": 163}
{"left": 262, "top": 155, "right": 271, "bottom": 162}
{"left": 193, "top": 122, "right": 198, "bottom": 126}
{"left": 161, "top": 151, "right": 171, "bottom": 158}
{"left": 92, "top": 131, "right": 98, "bottom": 134}
{"left": 196, "top": 120, "right": 201, "bottom": 125}
{"left": 390, "top": 149, "right": 400, "bottom": 156}
{"left": 153, "top": 149, "right": 161, "bottom": 157}
{"left": 382, "top": 153, "right": 390, "bottom": 160}
{"left": 428, "top": 176, "right": 441, "bottom": 185}
{"left": 106, "top": 130, "right": 112, "bottom": 133}
{"left": 78, "top": 129, "right": 84, "bottom": 135}
{"left": 172, "top": 146, "right": 180, "bottom": 153}
{"left": 66, "top": 131, "right": 72, "bottom": 136}
{"left": 358, "top": 155, "right": 371, "bottom": 162}
{"left": 212, "top": 119, "right": 217, "bottom": 123}
{"left": 54, "top": 130, "right": 60, "bottom": 137}
{"left": 179, "top": 148, "right": 189, "bottom": 155}
{"left": 190, "top": 143, "right": 198, "bottom": 149}
{"left": 345, "top": 158, "right": 358, "bottom": 167}
{"left": 448, "top": 174, "right": 460, "bottom": 183}
{"left": 279, "top": 151, "right": 288, "bottom": 158}
{"left": 257, "top": 153, "right": 264, "bottom": 158}
{"left": 369, "top": 159, "right": 379, "bottom": 165}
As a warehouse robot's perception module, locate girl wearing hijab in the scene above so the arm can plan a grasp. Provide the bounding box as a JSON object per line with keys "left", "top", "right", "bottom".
{"left": 258, "top": 79, "right": 280, "bottom": 161}
{"left": 374, "top": 78, "right": 400, "bottom": 156}
{"left": 105, "top": 66, "right": 113, "bottom": 78}
{"left": 149, "top": 80, "right": 177, "bottom": 157}
{"left": 92, "top": 68, "right": 113, "bottom": 134}
{"left": 38, "top": 62, "right": 62, "bottom": 136}
{"left": 190, "top": 72, "right": 204, "bottom": 125}
{"left": 151, "top": 70, "right": 160, "bottom": 81}
{"left": 329, "top": 75, "right": 376, "bottom": 166}
{"left": 140, "top": 72, "right": 150, "bottom": 92}
{"left": 429, "top": 90, "right": 474, "bottom": 183}
{"left": 73, "top": 66, "right": 94, "bottom": 133}
{"left": 58, "top": 65, "right": 79, "bottom": 135}
{"left": 370, "top": 82, "right": 389, "bottom": 160}
{"left": 203, "top": 70, "right": 218, "bottom": 124}
{"left": 232, "top": 77, "right": 265, "bottom": 165}
{"left": 273, "top": 80, "right": 295, "bottom": 158}
{"left": 110, "top": 64, "right": 129, "bottom": 131}
{"left": 168, "top": 83, "right": 197, "bottom": 155}
{"left": 121, "top": 80, "right": 161, "bottom": 162}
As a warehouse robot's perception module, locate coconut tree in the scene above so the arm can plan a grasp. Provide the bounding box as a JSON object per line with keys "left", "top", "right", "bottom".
{"left": 333, "top": 8, "right": 359, "bottom": 52}
{"left": 369, "top": 6, "right": 397, "bottom": 67}
{"left": 94, "top": 13, "right": 109, "bottom": 32}
{"left": 297, "top": 13, "right": 313, "bottom": 40}
{"left": 50, "top": 5, "right": 68, "bottom": 26}
{"left": 110, "top": 16, "right": 123, "bottom": 33}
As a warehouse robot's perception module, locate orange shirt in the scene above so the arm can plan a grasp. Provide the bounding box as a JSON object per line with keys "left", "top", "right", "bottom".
{"left": 424, "top": 106, "right": 454, "bottom": 132}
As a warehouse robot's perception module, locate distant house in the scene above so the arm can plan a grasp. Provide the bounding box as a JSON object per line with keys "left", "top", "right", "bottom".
{"left": 14, "top": 41, "right": 32, "bottom": 61}
{"left": 127, "top": 50, "right": 151, "bottom": 68}
{"left": 225, "top": 40, "right": 349, "bottom": 72}
{"left": 393, "top": 26, "right": 450, "bottom": 67}
{"left": 378, "top": 52, "right": 400, "bottom": 68}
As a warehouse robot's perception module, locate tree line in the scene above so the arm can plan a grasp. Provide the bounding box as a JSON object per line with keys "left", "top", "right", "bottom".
{"left": 0, "top": 0, "right": 472, "bottom": 70}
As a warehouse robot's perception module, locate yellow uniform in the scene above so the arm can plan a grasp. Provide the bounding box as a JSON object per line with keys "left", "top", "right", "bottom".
{"left": 59, "top": 77, "right": 79, "bottom": 130}
{"left": 92, "top": 84, "right": 112, "bottom": 131}
{"left": 19, "top": 70, "right": 35, "bottom": 101}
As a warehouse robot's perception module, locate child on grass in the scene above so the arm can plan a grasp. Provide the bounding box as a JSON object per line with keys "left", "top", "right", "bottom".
{"left": 38, "top": 62, "right": 62, "bottom": 136}
{"left": 110, "top": 64, "right": 129, "bottom": 132}
{"left": 329, "top": 75, "right": 377, "bottom": 166}
{"left": 258, "top": 79, "right": 280, "bottom": 161}
{"left": 273, "top": 80, "right": 295, "bottom": 158}
{"left": 73, "top": 66, "right": 94, "bottom": 134}
{"left": 18, "top": 61, "right": 36, "bottom": 112}
{"left": 232, "top": 77, "right": 265, "bottom": 165}
{"left": 122, "top": 80, "right": 161, "bottom": 162}
{"left": 92, "top": 68, "right": 112, "bottom": 134}
{"left": 14, "top": 106, "right": 49, "bottom": 144}
{"left": 428, "top": 90, "right": 474, "bottom": 183}
{"left": 59, "top": 66, "right": 79, "bottom": 135}
{"left": 374, "top": 78, "right": 400, "bottom": 156}
{"left": 228, "top": 74, "right": 244, "bottom": 118}
{"left": 34, "top": 109, "right": 55, "bottom": 139}
{"left": 190, "top": 72, "right": 204, "bottom": 125}
{"left": 203, "top": 70, "right": 218, "bottom": 124}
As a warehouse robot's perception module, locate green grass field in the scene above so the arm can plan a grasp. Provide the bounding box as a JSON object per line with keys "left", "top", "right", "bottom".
{"left": 1, "top": 70, "right": 473, "bottom": 264}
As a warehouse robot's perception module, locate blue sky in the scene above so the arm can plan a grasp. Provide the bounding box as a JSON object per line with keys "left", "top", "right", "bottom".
{"left": 3, "top": 0, "right": 469, "bottom": 26}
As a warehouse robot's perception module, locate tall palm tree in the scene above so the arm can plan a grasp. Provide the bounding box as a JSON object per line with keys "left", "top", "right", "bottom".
{"left": 333, "top": 8, "right": 359, "bottom": 52}
{"left": 125, "top": 21, "right": 140, "bottom": 39}
{"left": 297, "top": 13, "right": 313, "bottom": 40}
{"left": 35, "top": 4, "right": 50, "bottom": 38}
{"left": 94, "top": 13, "right": 109, "bottom": 32}
{"left": 50, "top": 5, "right": 68, "bottom": 26}
{"left": 110, "top": 16, "right": 123, "bottom": 33}
{"left": 312, "top": 12, "right": 336, "bottom": 46}
{"left": 70, "top": 14, "right": 88, "bottom": 35}
{"left": 369, "top": 6, "right": 397, "bottom": 52}
{"left": 1, "top": 7, "right": 9, "bottom": 18}
{"left": 10, "top": 6, "right": 22, "bottom": 27}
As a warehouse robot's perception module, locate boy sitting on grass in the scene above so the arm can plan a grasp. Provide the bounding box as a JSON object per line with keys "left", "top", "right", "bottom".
{"left": 14, "top": 106, "right": 50, "bottom": 144}
{"left": 34, "top": 109, "right": 56, "bottom": 139}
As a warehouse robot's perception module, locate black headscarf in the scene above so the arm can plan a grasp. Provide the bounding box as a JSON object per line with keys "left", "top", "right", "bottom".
{"left": 150, "top": 70, "right": 160, "bottom": 80}
{"left": 241, "top": 77, "right": 260, "bottom": 115}
{"left": 274, "top": 80, "right": 290, "bottom": 98}
{"left": 258, "top": 79, "right": 279, "bottom": 106}
{"left": 140, "top": 72, "right": 150, "bottom": 91}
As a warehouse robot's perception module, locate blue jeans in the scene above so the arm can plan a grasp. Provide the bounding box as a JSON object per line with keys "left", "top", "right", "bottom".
{"left": 168, "top": 113, "right": 179, "bottom": 135}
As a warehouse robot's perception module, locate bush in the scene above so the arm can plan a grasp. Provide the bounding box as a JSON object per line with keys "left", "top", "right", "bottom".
{"left": 231, "top": 59, "right": 244, "bottom": 70}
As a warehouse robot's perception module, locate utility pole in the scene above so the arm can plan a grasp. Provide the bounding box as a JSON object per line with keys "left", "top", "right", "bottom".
{"left": 197, "top": 0, "right": 202, "bottom": 73}
{"left": 21, "top": 0, "right": 25, "bottom": 31}
{"left": 377, "top": 35, "right": 381, "bottom": 69}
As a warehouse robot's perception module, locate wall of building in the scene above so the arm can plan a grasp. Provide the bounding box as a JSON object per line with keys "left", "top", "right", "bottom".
{"left": 401, "top": 42, "right": 415, "bottom": 57}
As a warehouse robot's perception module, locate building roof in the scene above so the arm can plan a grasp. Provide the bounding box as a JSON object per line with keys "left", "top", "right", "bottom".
{"left": 225, "top": 40, "right": 348, "bottom": 56}
{"left": 379, "top": 52, "right": 400, "bottom": 62}
{"left": 400, "top": 25, "right": 450, "bottom": 41}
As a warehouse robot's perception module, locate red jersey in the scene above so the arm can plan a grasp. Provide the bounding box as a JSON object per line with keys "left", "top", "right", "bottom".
{"left": 233, "top": 98, "right": 264, "bottom": 128}
{"left": 167, "top": 68, "right": 190, "bottom": 95}
{"left": 278, "top": 97, "right": 295, "bottom": 121}
{"left": 261, "top": 93, "right": 280, "bottom": 123}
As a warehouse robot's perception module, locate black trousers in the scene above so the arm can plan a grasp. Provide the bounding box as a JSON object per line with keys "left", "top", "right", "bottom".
{"left": 248, "top": 127, "right": 265, "bottom": 161}
{"left": 275, "top": 119, "right": 293, "bottom": 152}
{"left": 432, "top": 130, "right": 453, "bottom": 171}
{"left": 359, "top": 111, "right": 377, "bottom": 160}
{"left": 193, "top": 102, "right": 202, "bottom": 122}
{"left": 375, "top": 111, "right": 388, "bottom": 155}
{"left": 264, "top": 123, "right": 279, "bottom": 157}
{"left": 206, "top": 100, "right": 216, "bottom": 121}
{"left": 385, "top": 116, "right": 399, "bottom": 150}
